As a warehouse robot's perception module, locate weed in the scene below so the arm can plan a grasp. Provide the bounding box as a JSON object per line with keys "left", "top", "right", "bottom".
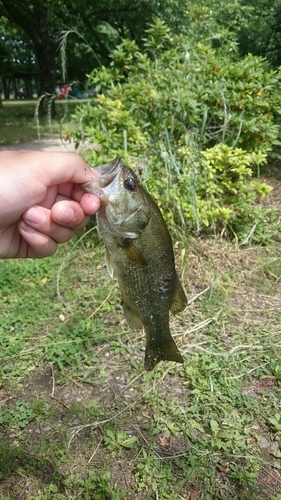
{"left": 103, "top": 427, "right": 138, "bottom": 456}
{"left": 76, "top": 471, "right": 127, "bottom": 500}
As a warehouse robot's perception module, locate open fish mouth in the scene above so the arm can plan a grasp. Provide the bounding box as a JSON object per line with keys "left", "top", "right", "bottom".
{"left": 96, "top": 157, "right": 123, "bottom": 189}
{"left": 83, "top": 157, "right": 122, "bottom": 200}
{"left": 97, "top": 156, "right": 121, "bottom": 177}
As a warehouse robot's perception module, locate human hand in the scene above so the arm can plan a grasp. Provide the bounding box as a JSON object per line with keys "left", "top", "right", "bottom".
{"left": 0, "top": 150, "right": 100, "bottom": 258}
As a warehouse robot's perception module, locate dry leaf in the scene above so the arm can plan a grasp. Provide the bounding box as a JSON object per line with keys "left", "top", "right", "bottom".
{"left": 190, "top": 491, "right": 200, "bottom": 500}
{"left": 217, "top": 462, "right": 230, "bottom": 473}
{"left": 159, "top": 433, "right": 168, "bottom": 447}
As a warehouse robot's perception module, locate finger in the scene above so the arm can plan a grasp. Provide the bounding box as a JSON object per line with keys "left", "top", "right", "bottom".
{"left": 0, "top": 224, "right": 22, "bottom": 258}
{"left": 42, "top": 155, "right": 100, "bottom": 185}
{"left": 57, "top": 183, "right": 101, "bottom": 214}
{"left": 18, "top": 221, "right": 58, "bottom": 258}
{"left": 53, "top": 192, "right": 100, "bottom": 215}
{"left": 23, "top": 205, "right": 76, "bottom": 242}
{"left": 79, "top": 192, "right": 101, "bottom": 215}
{"left": 51, "top": 200, "right": 92, "bottom": 228}
{"left": 1, "top": 151, "right": 100, "bottom": 186}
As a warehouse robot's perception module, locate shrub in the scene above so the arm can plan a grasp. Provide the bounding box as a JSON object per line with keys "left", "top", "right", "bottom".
{"left": 70, "top": 18, "right": 281, "bottom": 242}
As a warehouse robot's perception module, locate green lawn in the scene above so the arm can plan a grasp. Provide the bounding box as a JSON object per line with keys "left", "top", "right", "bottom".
{"left": 0, "top": 98, "right": 85, "bottom": 146}
{"left": 0, "top": 228, "right": 281, "bottom": 499}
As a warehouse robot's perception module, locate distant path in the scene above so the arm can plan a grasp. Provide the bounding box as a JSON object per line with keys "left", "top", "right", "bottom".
{"left": 0, "top": 136, "right": 76, "bottom": 152}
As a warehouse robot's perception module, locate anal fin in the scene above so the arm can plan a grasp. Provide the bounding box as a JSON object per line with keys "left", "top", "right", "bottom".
{"left": 170, "top": 274, "right": 187, "bottom": 314}
{"left": 122, "top": 301, "right": 143, "bottom": 330}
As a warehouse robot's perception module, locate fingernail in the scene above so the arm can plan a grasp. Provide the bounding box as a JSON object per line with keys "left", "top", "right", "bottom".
{"left": 24, "top": 207, "right": 46, "bottom": 225}
{"left": 19, "top": 221, "right": 36, "bottom": 233}
{"left": 88, "top": 197, "right": 100, "bottom": 214}
{"left": 57, "top": 207, "right": 75, "bottom": 223}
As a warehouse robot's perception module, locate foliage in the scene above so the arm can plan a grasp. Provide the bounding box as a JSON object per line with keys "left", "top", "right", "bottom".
{"left": 103, "top": 427, "right": 138, "bottom": 456}
{"left": 2, "top": 0, "right": 281, "bottom": 113}
{"left": 0, "top": 17, "right": 35, "bottom": 76}
{"left": 0, "top": 0, "right": 190, "bottom": 101}
{"left": 177, "top": 0, "right": 281, "bottom": 69}
{"left": 237, "top": 0, "right": 281, "bottom": 67}
{"left": 76, "top": 471, "right": 127, "bottom": 500}
{"left": 71, "top": 18, "right": 281, "bottom": 241}
{"left": 71, "top": 95, "right": 147, "bottom": 160}
{"left": 0, "top": 401, "right": 36, "bottom": 428}
{"left": 0, "top": 398, "right": 49, "bottom": 428}
{"left": 146, "top": 144, "right": 274, "bottom": 238}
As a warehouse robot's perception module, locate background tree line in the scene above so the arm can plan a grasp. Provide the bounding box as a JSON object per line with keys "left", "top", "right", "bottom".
{"left": 1, "top": 0, "right": 281, "bottom": 103}
{"left": 0, "top": 0, "right": 187, "bottom": 102}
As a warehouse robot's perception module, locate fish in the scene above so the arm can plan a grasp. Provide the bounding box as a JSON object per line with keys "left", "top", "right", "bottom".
{"left": 83, "top": 157, "right": 187, "bottom": 370}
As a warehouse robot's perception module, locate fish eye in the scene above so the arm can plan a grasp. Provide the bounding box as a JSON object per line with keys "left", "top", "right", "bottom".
{"left": 124, "top": 177, "right": 136, "bottom": 191}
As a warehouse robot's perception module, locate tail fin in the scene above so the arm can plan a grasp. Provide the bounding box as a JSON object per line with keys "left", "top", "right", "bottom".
{"left": 144, "top": 338, "right": 183, "bottom": 371}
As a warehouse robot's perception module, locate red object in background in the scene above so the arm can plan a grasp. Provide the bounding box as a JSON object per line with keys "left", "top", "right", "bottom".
{"left": 57, "top": 85, "right": 70, "bottom": 98}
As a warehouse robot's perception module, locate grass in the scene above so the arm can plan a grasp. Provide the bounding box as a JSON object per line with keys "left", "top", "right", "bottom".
{"left": 0, "top": 98, "right": 86, "bottom": 146}
{"left": 0, "top": 102, "right": 281, "bottom": 499}
{"left": 0, "top": 228, "right": 281, "bottom": 499}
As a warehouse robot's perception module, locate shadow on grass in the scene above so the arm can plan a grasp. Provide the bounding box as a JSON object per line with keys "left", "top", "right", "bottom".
{"left": 0, "top": 438, "right": 65, "bottom": 490}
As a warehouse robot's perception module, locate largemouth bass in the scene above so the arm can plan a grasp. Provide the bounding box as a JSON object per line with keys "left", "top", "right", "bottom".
{"left": 83, "top": 157, "right": 187, "bottom": 370}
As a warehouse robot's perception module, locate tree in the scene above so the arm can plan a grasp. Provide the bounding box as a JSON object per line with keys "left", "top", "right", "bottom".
{"left": 0, "top": 2, "right": 55, "bottom": 98}
{"left": 0, "top": 0, "right": 189, "bottom": 112}
{"left": 189, "top": 0, "right": 281, "bottom": 68}
{"left": 237, "top": 0, "right": 281, "bottom": 67}
{"left": 0, "top": 16, "right": 37, "bottom": 99}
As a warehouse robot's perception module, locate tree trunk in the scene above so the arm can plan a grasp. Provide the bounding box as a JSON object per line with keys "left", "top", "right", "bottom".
{"left": 1, "top": 0, "right": 57, "bottom": 115}
{"left": 36, "top": 40, "right": 56, "bottom": 97}
{"left": 13, "top": 77, "right": 19, "bottom": 98}
{"left": 2, "top": 77, "right": 10, "bottom": 99}
{"left": 36, "top": 39, "right": 57, "bottom": 116}
{"left": 24, "top": 76, "right": 33, "bottom": 99}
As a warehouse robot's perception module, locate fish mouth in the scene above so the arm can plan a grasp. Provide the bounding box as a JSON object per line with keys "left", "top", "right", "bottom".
{"left": 82, "top": 157, "right": 122, "bottom": 200}
{"left": 97, "top": 156, "right": 123, "bottom": 189}
{"left": 97, "top": 156, "right": 121, "bottom": 177}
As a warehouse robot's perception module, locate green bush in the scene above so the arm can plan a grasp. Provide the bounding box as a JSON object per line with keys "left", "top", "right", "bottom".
{"left": 70, "top": 18, "right": 281, "bottom": 242}
{"left": 146, "top": 144, "right": 273, "bottom": 238}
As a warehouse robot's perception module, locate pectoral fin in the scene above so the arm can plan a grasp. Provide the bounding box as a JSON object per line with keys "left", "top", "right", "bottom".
{"left": 170, "top": 274, "right": 187, "bottom": 314}
{"left": 105, "top": 247, "right": 115, "bottom": 278}
{"left": 120, "top": 240, "right": 148, "bottom": 267}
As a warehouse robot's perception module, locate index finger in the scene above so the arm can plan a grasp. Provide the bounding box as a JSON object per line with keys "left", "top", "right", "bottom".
{"left": 41, "top": 153, "right": 100, "bottom": 185}
{"left": 1, "top": 151, "right": 100, "bottom": 186}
